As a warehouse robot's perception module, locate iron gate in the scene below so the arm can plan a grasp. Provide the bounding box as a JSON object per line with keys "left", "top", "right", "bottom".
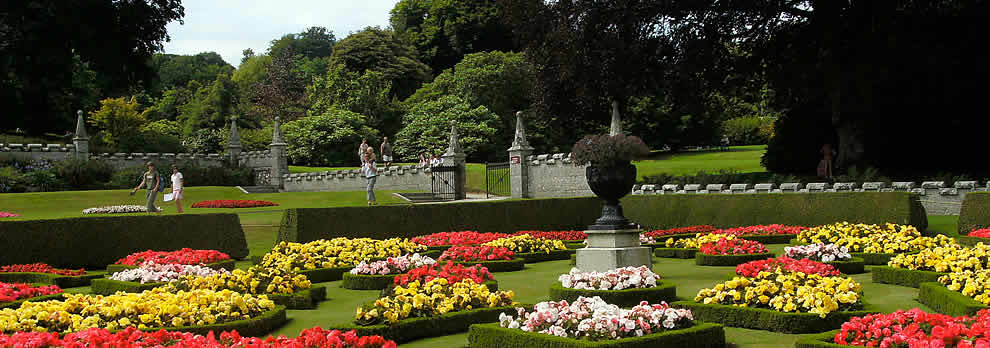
{"left": 485, "top": 162, "right": 510, "bottom": 198}
{"left": 430, "top": 164, "right": 457, "bottom": 201}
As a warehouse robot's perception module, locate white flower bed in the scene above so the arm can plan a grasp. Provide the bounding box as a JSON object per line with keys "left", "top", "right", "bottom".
{"left": 784, "top": 243, "right": 852, "bottom": 262}
{"left": 559, "top": 266, "right": 660, "bottom": 290}
{"left": 349, "top": 253, "right": 437, "bottom": 275}
{"left": 82, "top": 205, "right": 160, "bottom": 215}
{"left": 109, "top": 261, "right": 229, "bottom": 284}
{"left": 498, "top": 296, "right": 694, "bottom": 340}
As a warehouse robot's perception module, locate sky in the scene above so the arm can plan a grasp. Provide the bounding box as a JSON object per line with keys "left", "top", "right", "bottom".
{"left": 161, "top": 0, "right": 401, "bottom": 67}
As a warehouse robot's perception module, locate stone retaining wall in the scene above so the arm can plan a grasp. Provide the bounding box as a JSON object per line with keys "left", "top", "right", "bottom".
{"left": 524, "top": 153, "right": 592, "bottom": 198}
{"left": 0, "top": 143, "right": 227, "bottom": 168}
{"left": 281, "top": 165, "right": 435, "bottom": 192}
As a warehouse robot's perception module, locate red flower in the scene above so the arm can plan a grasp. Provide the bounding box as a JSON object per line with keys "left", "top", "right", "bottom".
{"left": 438, "top": 245, "right": 514, "bottom": 262}
{"left": 411, "top": 231, "right": 511, "bottom": 246}
{"left": 736, "top": 256, "right": 841, "bottom": 277}
{"left": 513, "top": 230, "right": 587, "bottom": 241}
{"left": 699, "top": 239, "right": 768, "bottom": 255}
{"left": 643, "top": 225, "right": 718, "bottom": 238}
{"left": 0, "top": 263, "right": 86, "bottom": 276}
{"left": 971, "top": 228, "right": 990, "bottom": 238}
{"left": 0, "top": 327, "right": 396, "bottom": 348}
{"left": 393, "top": 261, "right": 495, "bottom": 286}
{"left": 832, "top": 308, "right": 990, "bottom": 347}
{"left": 0, "top": 282, "right": 62, "bottom": 303}
{"left": 190, "top": 200, "right": 278, "bottom": 208}
{"left": 715, "top": 224, "right": 808, "bottom": 237}
{"left": 115, "top": 248, "right": 231, "bottom": 266}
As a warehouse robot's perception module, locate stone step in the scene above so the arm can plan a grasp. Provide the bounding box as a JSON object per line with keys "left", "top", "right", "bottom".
{"left": 237, "top": 186, "right": 279, "bottom": 194}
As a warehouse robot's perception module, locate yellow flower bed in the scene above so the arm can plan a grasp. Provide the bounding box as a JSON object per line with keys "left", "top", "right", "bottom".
{"left": 695, "top": 271, "right": 863, "bottom": 318}
{"left": 260, "top": 237, "right": 426, "bottom": 270}
{"left": 888, "top": 243, "right": 990, "bottom": 273}
{"left": 939, "top": 270, "right": 990, "bottom": 305}
{"left": 354, "top": 278, "right": 515, "bottom": 325}
{"left": 665, "top": 233, "right": 736, "bottom": 249}
{"left": 0, "top": 287, "right": 275, "bottom": 333}
{"left": 483, "top": 235, "right": 567, "bottom": 254}
{"left": 797, "top": 222, "right": 955, "bottom": 254}
{"left": 164, "top": 265, "right": 311, "bottom": 295}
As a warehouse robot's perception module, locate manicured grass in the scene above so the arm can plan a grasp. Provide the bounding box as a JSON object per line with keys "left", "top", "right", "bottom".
{"left": 928, "top": 215, "right": 960, "bottom": 237}
{"left": 634, "top": 145, "right": 767, "bottom": 180}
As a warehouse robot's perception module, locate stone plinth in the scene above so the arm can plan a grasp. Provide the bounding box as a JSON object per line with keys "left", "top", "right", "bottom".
{"left": 576, "top": 229, "right": 652, "bottom": 272}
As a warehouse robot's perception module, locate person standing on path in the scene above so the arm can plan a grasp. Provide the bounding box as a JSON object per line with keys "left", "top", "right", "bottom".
{"left": 819, "top": 143, "right": 836, "bottom": 179}
{"left": 170, "top": 165, "right": 184, "bottom": 213}
{"left": 362, "top": 148, "right": 378, "bottom": 206}
{"left": 132, "top": 161, "right": 162, "bottom": 215}
{"left": 380, "top": 137, "right": 393, "bottom": 167}
{"left": 359, "top": 138, "right": 369, "bottom": 164}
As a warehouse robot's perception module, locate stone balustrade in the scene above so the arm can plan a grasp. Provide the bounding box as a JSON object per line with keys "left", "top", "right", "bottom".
{"left": 281, "top": 164, "right": 436, "bottom": 192}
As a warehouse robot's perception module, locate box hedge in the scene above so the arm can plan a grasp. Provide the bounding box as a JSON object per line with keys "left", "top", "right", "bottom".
{"left": 654, "top": 248, "right": 697, "bottom": 259}
{"left": 467, "top": 322, "right": 726, "bottom": 348}
{"left": 850, "top": 252, "right": 903, "bottom": 265}
{"left": 918, "top": 282, "right": 990, "bottom": 316}
{"left": 826, "top": 257, "right": 866, "bottom": 275}
{"left": 129, "top": 305, "right": 287, "bottom": 337}
{"left": 0, "top": 213, "right": 249, "bottom": 268}
{"left": 342, "top": 273, "right": 399, "bottom": 290}
{"left": 871, "top": 266, "right": 946, "bottom": 288}
{"left": 91, "top": 278, "right": 166, "bottom": 295}
{"left": 960, "top": 191, "right": 990, "bottom": 235}
{"left": 297, "top": 266, "right": 351, "bottom": 283}
{"left": 695, "top": 252, "right": 775, "bottom": 266}
{"left": 794, "top": 330, "right": 847, "bottom": 348}
{"left": 0, "top": 271, "right": 105, "bottom": 288}
{"left": 105, "top": 260, "right": 237, "bottom": 274}
{"left": 327, "top": 305, "right": 522, "bottom": 344}
{"left": 958, "top": 235, "right": 990, "bottom": 247}
{"left": 671, "top": 300, "right": 875, "bottom": 333}
{"left": 548, "top": 282, "right": 677, "bottom": 308}
{"left": 517, "top": 249, "right": 573, "bottom": 263}
{"left": 740, "top": 234, "right": 798, "bottom": 244}
{"left": 277, "top": 193, "right": 927, "bottom": 242}
{"left": 266, "top": 285, "right": 327, "bottom": 309}
{"left": 453, "top": 258, "right": 525, "bottom": 272}
{"left": 0, "top": 293, "right": 65, "bottom": 309}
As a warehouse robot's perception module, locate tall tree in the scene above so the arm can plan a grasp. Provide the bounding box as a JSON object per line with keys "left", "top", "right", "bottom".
{"left": 250, "top": 52, "right": 307, "bottom": 122}
{"left": 268, "top": 26, "right": 336, "bottom": 59}
{"left": 332, "top": 27, "right": 432, "bottom": 99}
{"left": 151, "top": 52, "right": 234, "bottom": 96}
{"left": 308, "top": 60, "right": 403, "bottom": 136}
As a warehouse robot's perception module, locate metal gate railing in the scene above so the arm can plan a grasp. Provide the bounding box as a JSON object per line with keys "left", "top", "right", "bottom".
{"left": 430, "top": 165, "right": 457, "bottom": 201}
{"left": 486, "top": 161, "right": 510, "bottom": 198}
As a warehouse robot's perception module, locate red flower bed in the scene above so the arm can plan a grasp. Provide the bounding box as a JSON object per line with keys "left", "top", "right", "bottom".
{"left": 643, "top": 225, "right": 718, "bottom": 238}
{"left": 438, "top": 245, "right": 514, "bottom": 262}
{"left": 115, "top": 248, "right": 231, "bottom": 266}
{"left": 0, "top": 282, "right": 62, "bottom": 303}
{"left": 191, "top": 200, "right": 278, "bottom": 208}
{"left": 514, "top": 230, "right": 587, "bottom": 241}
{"left": 394, "top": 261, "right": 495, "bottom": 286}
{"left": 736, "top": 256, "right": 841, "bottom": 277}
{"left": 0, "top": 211, "right": 19, "bottom": 218}
{"left": 970, "top": 228, "right": 990, "bottom": 238}
{"left": 716, "top": 224, "right": 807, "bottom": 237}
{"left": 411, "top": 231, "right": 511, "bottom": 246}
{"left": 699, "top": 239, "right": 769, "bottom": 255}
{"left": 0, "top": 326, "right": 397, "bottom": 348}
{"left": 0, "top": 263, "right": 86, "bottom": 276}
{"left": 833, "top": 308, "right": 990, "bottom": 347}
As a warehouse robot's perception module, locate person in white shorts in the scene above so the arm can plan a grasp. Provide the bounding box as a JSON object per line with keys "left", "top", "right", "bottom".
{"left": 380, "top": 136, "right": 393, "bottom": 167}
{"left": 170, "top": 165, "right": 184, "bottom": 213}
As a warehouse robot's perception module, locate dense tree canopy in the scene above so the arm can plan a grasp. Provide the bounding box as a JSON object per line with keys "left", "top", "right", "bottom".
{"left": 332, "top": 27, "right": 432, "bottom": 99}
{"left": 151, "top": 52, "right": 234, "bottom": 97}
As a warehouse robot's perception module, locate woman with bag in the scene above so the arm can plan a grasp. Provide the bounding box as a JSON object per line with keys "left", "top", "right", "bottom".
{"left": 362, "top": 147, "right": 378, "bottom": 206}
{"left": 170, "top": 165, "right": 184, "bottom": 213}
{"left": 131, "top": 161, "right": 162, "bottom": 215}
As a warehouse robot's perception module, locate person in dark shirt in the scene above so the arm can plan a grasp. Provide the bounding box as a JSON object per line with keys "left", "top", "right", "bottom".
{"left": 380, "top": 137, "right": 393, "bottom": 167}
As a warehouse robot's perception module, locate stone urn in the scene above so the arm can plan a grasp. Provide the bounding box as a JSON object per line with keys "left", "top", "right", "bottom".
{"left": 586, "top": 162, "right": 637, "bottom": 230}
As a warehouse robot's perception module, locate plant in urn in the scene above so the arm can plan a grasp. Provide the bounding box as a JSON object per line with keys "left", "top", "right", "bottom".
{"left": 571, "top": 134, "right": 650, "bottom": 229}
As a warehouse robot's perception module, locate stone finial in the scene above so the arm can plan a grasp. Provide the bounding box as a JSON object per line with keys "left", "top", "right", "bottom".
{"left": 509, "top": 111, "right": 534, "bottom": 151}
{"left": 609, "top": 100, "right": 622, "bottom": 136}
{"left": 73, "top": 110, "right": 88, "bottom": 139}
{"left": 271, "top": 116, "right": 286, "bottom": 145}
{"left": 228, "top": 116, "right": 241, "bottom": 147}
{"left": 443, "top": 122, "right": 465, "bottom": 157}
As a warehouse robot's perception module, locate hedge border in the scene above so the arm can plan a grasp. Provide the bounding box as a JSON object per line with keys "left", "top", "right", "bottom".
{"left": 265, "top": 285, "right": 327, "bottom": 309}
{"left": 105, "top": 259, "right": 237, "bottom": 274}
{"left": 126, "top": 305, "right": 287, "bottom": 337}
{"left": 516, "top": 249, "right": 573, "bottom": 263}
{"left": 452, "top": 258, "right": 525, "bottom": 272}
{"left": 297, "top": 266, "right": 352, "bottom": 283}
{"left": 90, "top": 278, "right": 167, "bottom": 295}
{"left": 794, "top": 330, "right": 848, "bottom": 348}
{"left": 327, "top": 304, "right": 523, "bottom": 344}
{"left": 695, "top": 252, "right": 775, "bottom": 266}
{"left": 467, "top": 321, "right": 726, "bottom": 348}
{"left": 959, "top": 191, "right": 990, "bottom": 235}
{"left": 871, "top": 266, "right": 947, "bottom": 288}
{"left": 0, "top": 271, "right": 105, "bottom": 288}
{"left": 654, "top": 248, "right": 697, "bottom": 259}
{"left": 825, "top": 257, "right": 866, "bottom": 275}
{"left": 342, "top": 273, "right": 399, "bottom": 290}
{"left": 741, "top": 234, "right": 799, "bottom": 245}
{"left": 958, "top": 235, "right": 990, "bottom": 247}
{"left": 671, "top": 300, "right": 875, "bottom": 333}
{"left": 548, "top": 281, "right": 677, "bottom": 308}
{"left": 918, "top": 282, "right": 990, "bottom": 316}
{"left": 0, "top": 293, "right": 65, "bottom": 309}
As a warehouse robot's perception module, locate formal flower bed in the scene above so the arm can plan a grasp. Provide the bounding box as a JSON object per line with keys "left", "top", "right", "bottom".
{"left": 354, "top": 278, "right": 515, "bottom": 325}
{"left": 0, "top": 327, "right": 397, "bottom": 348}
{"left": 82, "top": 205, "right": 159, "bottom": 214}
{"left": 797, "top": 222, "right": 956, "bottom": 254}
{"left": 514, "top": 230, "right": 587, "bottom": 241}
{"left": 393, "top": 262, "right": 495, "bottom": 287}
{"left": 349, "top": 253, "right": 436, "bottom": 275}
{"left": 412, "top": 231, "right": 511, "bottom": 246}
{"left": 639, "top": 234, "right": 656, "bottom": 244}
{"left": 108, "top": 261, "right": 229, "bottom": 284}
{"left": 0, "top": 212, "right": 18, "bottom": 218}
{"left": 0, "top": 287, "right": 275, "bottom": 332}
{"left": 695, "top": 272, "right": 863, "bottom": 317}
{"left": 719, "top": 224, "right": 807, "bottom": 237}
{"left": 0, "top": 263, "right": 86, "bottom": 276}
{"left": 115, "top": 248, "right": 232, "bottom": 266}
{"left": 191, "top": 200, "right": 279, "bottom": 208}
{"left": 497, "top": 296, "right": 694, "bottom": 339}
{"left": 736, "top": 257, "right": 841, "bottom": 277}
{"left": 644, "top": 225, "right": 718, "bottom": 238}
{"left": 939, "top": 269, "right": 990, "bottom": 305}
{"left": 164, "top": 265, "right": 311, "bottom": 295}
{"left": 665, "top": 233, "right": 736, "bottom": 249}
{"left": 888, "top": 243, "right": 990, "bottom": 273}
{"left": 784, "top": 243, "right": 852, "bottom": 263}
{"left": 971, "top": 228, "right": 990, "bottom": 238}
{"left": 558, "top": 266, "right": 659, "bottom": 290}
{"left": 439, "top": 245, "right": 515, "bottom": 262}
{"left": 260, "top": 238, "right": 426, "bottom": 270}
{"left": 0, "top": 282, "right": 62, "bottom": 303}
{"left": 831, "top": 308, "right": 990, "bottom": 347}
{"left": 483, "top": 235, "right": 568, "bottom": 254}
{"left": 699, "top": 239, "right": 768, "bottom": 255}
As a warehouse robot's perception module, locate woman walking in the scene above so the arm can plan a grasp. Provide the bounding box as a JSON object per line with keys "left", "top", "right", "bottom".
{"left": 363, "top": 148, "right": 378, "bottom": 206}
{"left": 131, "top": 161, "right": 162, "bottom": 215}
{"left": 170, "top": 165, "right": 184, "bottom": 213}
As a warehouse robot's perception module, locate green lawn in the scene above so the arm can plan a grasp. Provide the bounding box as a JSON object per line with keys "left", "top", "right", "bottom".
{"left": 634, "top": 145, "right": 767, "bottom": 180}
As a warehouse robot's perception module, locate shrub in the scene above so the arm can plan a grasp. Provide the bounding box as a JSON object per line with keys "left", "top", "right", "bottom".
{"left": 960, "top": 192, "right": 990, "bottom": 235}
{"left": 282, "top": 108, "right": 379, "bottom": 166}
{"left": 571, "top": 134, "right": 650, "bottom": 167}
{"left": 394, "top": 95, "right": 498, "bottom": 162}
{"left": 721, "top": 116, "right": 775, "bottom": 145}
{"left": 55, "top": 158, "right": 114, "bottom": 190}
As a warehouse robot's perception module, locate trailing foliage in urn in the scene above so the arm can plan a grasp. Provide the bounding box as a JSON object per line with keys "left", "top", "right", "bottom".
{"left": 571, "top": 134, "right": 650, "bottom": 167}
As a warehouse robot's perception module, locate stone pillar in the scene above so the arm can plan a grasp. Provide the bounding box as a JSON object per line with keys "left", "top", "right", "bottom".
{"left": 227, "top": 116, "right": 242, "bottom": 166}
{"left": 441, "top": 122, "right": 467, "bottom": 200}
{"left": 72, "top": 110, "right": 90, "bottom": 160}
{"left": 609, "top": 100, "right": 622, "bottom": 136}
{"left": 507, "top": 111, "right": 534, "bottom": 199}
{"left": 270, "top": 117, "right": 288, "bottom": 189}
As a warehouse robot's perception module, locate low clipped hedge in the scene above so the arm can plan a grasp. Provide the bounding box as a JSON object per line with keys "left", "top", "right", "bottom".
{"left": 130, "top": 305, "right": 287, "bottom": 337}
{"left": 871, "top": 266, "right": 946, "bottom": 288}
{"left": 671, "top": 300, "right": 875, "bottom": 333}
{"left": 453, "top": 259, "right": 525, "bottom": 272}
{"left": 794, "top": 330, "right": 847, "bottom": 348}
{"left": 0, "top": 293, "right": 65, "bottom": 309}
{"left": 297, "top": 266, "right": 352, "bottom": 283}
{"left": 517, "top": 249, "right": 573, "bottom": 263}
{"left": 565, "top": 243, "right": 584, "bottom": 250}
{"left": 266, "top": 285, "right": 327, "bottom": 309}
{"left": 695, "top": 252, "right": 775, "bottom": 266}
{"left": 919, "top": 282, "right": 990, "bottom": 316}
{"left": 740, "top": 234, "right": 797, "bottom": 245}
{"left": 467, "top": 321, "right": 726, "bottom": 348}
{"left": 548, "top": 281, "right": 677, "bottom": 308}
{"left": 851, "top": 252, "right": 903, "bottom": 265}
{"left": 825, "top": 257, "right": 866, "bottom": 275}
{"left": 327, "top": 305, "right": 522, "bottom": 344}
{"left": 106, "top": 259, "right": 237, "bottom": 274}
{"left": 654, "top": 248, "right": 697, "bottom": 259}
{"left": 960, "top": 191, "right": 990, "bottom": 235}
{"left": 91, "top": 278, "right": 167, "bottom": 295}
{"left": 0, "top": 213, "right": 249, "bottom": 269}
{"left": 342, "top": 273, "right": 399, "bottom": 290}
{"left": 0, "top": 271, "right": 104, "bottom": 288}
{"left": 958, "top": 235, "right": 990, "bottom": 247}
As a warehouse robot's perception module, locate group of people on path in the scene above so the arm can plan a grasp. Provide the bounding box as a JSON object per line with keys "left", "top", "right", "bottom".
{"left": 131, "top": 161, "right": 184, "bottom": 214}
